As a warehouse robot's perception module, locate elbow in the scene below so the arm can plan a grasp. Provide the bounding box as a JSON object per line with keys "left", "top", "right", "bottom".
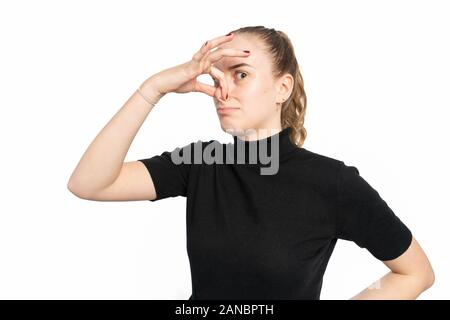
{"left": 67, "top": 179, "right": 75, "bottom": 192}
{"left": 422, "top": 257, "right": 435, "bottom": 290}
{"left": 423, "top": 268, "right": 435, "bottom": 290}
{"left": 67, "top": 179, "right": 80, "bottom": 196}
{"left": 67, "top": 181, "right": 81, "bottom": 198}
{"left": 67, "top": 180, "right": 91, "bottom": 200}
{"left": 413, "top": 265, "right": 435, "bottom": 292}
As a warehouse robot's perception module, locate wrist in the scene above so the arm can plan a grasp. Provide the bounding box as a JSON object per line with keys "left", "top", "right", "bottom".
{"left": 143, "top": 75, "right": 165, "bottom": 95}
{"left": 139, "top": 77, "right": 165, "bottom": 105}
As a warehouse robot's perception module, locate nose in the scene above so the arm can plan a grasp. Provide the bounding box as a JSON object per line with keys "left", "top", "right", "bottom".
{"left": 215, "top": 77, "right": 233, "bottom": 102}
{"left": 214, "top": 88, "right": 228, "bottom": 102}
{"left": 216, "top": 92, "right": 228, "bottom": 102}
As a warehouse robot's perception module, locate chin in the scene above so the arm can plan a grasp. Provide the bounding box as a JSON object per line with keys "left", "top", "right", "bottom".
{"left": 220, "top": 123, "right": 249, "bottom": 136}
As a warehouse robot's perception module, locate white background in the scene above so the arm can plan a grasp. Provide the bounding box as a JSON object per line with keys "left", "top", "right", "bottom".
{"left": 0, "top": 0, "right": 448, "bottom": 299}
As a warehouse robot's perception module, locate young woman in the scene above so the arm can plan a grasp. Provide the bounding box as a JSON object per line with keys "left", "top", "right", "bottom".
{"left": 68, "top": 26, "right": 434, "bottom": 300}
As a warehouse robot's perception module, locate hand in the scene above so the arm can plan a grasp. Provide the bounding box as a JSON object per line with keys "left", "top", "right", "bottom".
{"left": 149, "top": 33, "right": 251, "bottom": 100}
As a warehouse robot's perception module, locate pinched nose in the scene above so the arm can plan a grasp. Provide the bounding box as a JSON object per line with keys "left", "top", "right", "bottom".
{"left": 213, "top": 89, "right": 230, "bottom": 102}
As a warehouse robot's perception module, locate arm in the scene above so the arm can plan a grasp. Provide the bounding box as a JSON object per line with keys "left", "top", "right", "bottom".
{"left": 67, "top": 32, "right": 248, "bottom": 200}
{"left": 67, "top": 77, "right": 164, "bottom": 199}
{"left": 350, "top": 236, "right": 435, "bottom": 300}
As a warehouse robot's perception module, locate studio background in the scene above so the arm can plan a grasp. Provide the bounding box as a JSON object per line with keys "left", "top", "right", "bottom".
{"left": 0, "top": 0, "right": 448, "bottom": 299}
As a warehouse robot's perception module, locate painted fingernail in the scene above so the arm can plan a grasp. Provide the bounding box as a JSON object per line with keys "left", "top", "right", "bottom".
{"left": 243, "top": 50, "right": 250, "bottom": 53}
{"left": 204, "top": 41, "right": 208, "bottom": 46}
{"left": 226, "top": 32, "right": 233, "bottom": 36}
{"left": 226, "top": 93, "right": 228, "bottom": 99}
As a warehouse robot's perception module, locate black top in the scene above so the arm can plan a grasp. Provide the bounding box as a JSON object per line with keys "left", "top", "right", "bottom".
{"left": 138, "top": 127, "right": 412, "bottom": 300}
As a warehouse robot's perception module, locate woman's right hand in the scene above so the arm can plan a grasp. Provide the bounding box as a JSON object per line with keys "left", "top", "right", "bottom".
{"left": 149, "top": 32, "right": 251, "bottom": 100}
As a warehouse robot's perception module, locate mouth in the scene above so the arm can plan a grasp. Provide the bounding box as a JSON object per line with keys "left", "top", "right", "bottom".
{"left": 217, "top": 107, "right": 240, "bottom": 115}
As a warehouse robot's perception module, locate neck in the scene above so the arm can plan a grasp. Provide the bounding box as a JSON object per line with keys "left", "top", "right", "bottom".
{"left": 233, "top": 127, "right": 283, "bottom": 142}
{"left": 230, "top": 127, "right": 297, "bottom": 167}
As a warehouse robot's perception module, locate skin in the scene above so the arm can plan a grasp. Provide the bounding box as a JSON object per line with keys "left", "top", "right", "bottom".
{"left": 202, "top": 33, "right": 435, "bottom": 299}
{"left": 207, "top": 34, "right": 294, "bottom": 141}
{"left": 68, "top": 31, "right": 435, "bottom": 298}
{"left": 351, "top": 236, "right": 434, "bottom": 299}
{"left": 205, "top": 34, "right": 435, "bottom": 299}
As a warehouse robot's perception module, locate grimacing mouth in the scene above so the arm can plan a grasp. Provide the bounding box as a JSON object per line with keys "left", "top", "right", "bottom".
{"left": 217, "top": 106, "right": 240, "bottom": 110}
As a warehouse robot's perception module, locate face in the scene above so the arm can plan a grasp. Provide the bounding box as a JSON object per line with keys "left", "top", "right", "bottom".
{"left": 212, "top": 35, "right": 293, "bottom": 140}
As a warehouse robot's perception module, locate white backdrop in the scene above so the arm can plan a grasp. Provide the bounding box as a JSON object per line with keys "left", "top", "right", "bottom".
{"left": 0, "top": 0, "right": 448, "bottom": 299}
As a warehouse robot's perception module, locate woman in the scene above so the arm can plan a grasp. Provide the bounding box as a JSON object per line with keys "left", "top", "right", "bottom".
{"left": 67, "top": 26, "right": 434, "bottom": 300}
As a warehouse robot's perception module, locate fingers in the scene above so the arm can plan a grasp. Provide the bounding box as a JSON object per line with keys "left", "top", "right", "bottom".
{"left": 206, "top": 48, "right": 251, "bottom": 64}
{"left": 204, "top": 49, "right": 250, "bottom": 100}
{"left": 194, "top": 67, "right": 228, "bottom": 100}
{"left": 192, "top": 32, "right": 235, "bottom": 62}
{"left": 190, "top": 32, "right": 250, "bottom": 100}
{"left": 194, "top": 81, "right": 216, "bottom": 98}
{"left": 209, "top": 66, "right": 228, "bottom": 100}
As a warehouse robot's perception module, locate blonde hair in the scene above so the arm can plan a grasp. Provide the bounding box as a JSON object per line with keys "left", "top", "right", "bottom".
{"left": 228, "top": 26, "right": 308, "bottom": 147}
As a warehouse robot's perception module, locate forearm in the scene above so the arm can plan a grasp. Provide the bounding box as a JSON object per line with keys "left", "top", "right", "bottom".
{"left": 67, "top": 77, "right": 164, "bottom": 197}
{"left": 350, "top": 271, "right": 430, "bottom": 300}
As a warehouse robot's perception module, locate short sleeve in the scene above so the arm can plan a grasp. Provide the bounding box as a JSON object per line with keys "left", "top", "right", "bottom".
{"left": 138, "top": 142, "right": 195, "bottom": 202}
{"left": 335, "top": 162, "right": 413, "bottom": 261}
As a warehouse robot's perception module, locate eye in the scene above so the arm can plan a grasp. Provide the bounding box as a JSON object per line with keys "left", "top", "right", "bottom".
{"left": 236, "top": 71, "right": 248, "bottom": 80}
{"left": 211, "top": 71, "right": 247, "bottom": 87}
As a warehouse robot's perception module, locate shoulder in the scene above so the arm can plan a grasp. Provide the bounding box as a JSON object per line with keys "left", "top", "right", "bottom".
{"left": 294, "top": 148, "right": 367, "bottom": 188}
{"left": 292, "top": 147, "right": 347, "bottom": 172}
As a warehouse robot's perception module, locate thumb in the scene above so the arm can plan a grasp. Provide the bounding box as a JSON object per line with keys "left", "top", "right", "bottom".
{"left": 194, "top": 81, "right": 216, "bottom": 98}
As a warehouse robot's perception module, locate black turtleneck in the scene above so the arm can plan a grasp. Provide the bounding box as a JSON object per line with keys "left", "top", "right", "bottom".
{"left": 138, "top": 127, "right": 412, "bottom": 300}
{"left": 230, "top": 126, "right": 298, "bottom": 163}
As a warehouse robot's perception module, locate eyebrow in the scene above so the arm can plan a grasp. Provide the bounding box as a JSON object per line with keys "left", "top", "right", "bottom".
{"left": 230, "top": 63, "right": 254, "bottom": 69}
{"left": 224, "top": 63, "right": 255, "bottom": 70}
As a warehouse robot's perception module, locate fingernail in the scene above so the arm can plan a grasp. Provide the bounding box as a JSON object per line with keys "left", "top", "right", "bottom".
{"left": 204, "top": 41, "right": 208, "bottom": 46}
{"left": 243, "top": 50, "right": 250, "bottom": 53}
{"left": 226, "top": 93, "right": 228, "bottom": 99}
{"left": 226, "top": 32, "right": 233, "bottom": 36}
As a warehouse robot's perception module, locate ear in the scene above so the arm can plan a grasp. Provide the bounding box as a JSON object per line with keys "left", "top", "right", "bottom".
{"left": 276, "top": 73, "right": 294, "bottom": 104}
